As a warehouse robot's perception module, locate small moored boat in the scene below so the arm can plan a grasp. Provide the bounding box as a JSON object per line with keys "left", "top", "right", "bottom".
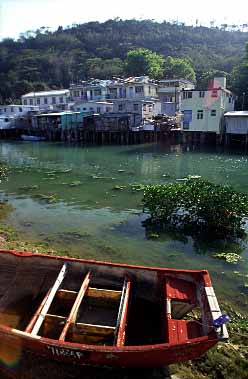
{"left": 0, "top": 249, "right": 228, "bottom": 368}
{"left": 21, "top": 135, "right": 46, "bottom": 141}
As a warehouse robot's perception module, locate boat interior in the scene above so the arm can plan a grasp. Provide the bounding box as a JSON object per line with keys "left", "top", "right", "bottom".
{"left": 0, "top": 252, "right": 211, "bottom": 347}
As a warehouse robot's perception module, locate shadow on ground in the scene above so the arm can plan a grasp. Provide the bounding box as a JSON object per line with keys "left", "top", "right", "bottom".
{"left": 0, "top": 353, "right": 171, "bottom": 379}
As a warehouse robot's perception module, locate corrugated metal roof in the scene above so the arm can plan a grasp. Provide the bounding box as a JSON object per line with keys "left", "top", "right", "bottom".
{"left": 36, "top": 111, "right": 80, "bottom": 117}
{"left": 22, "top": 90, "right": 70, "bottom": 98}
{"left": 225, "top": 111, "right": 248, "bottom": 117}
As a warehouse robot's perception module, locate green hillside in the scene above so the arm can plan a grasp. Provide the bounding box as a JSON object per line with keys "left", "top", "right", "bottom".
{"left": 0, "top": 19, "right": 247, "bottom": 103}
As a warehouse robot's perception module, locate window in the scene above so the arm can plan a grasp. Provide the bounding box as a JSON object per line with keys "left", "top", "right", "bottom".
{"left": 106, "top": 107, "right": 111, "bottom": 112}
{"left": 197, "top": 110, "right": 204, "bottom": 119}
{"left": 211, "top": 110, "right": 216, "bottom": 116}
{"left": 94, "top": 89, "right": 101, "bottom": 96}
{"left": 59, "top": 97, "right": 63, "bottom": 104}
{"left": 83, "top": 108, "right": 87, "bottom": 111}
{"left": 11, "top": 107, "right": 14, "bottom": 112}
{"left": 118, "top": 104, "right": 123, "bottom": 111}
{"left": 134, "top": 104, "right": 139, "bottom": 111}
{"left": 24, "top": 100, "right": 27, "bottom": 105}
{"left": 97, "top": 107, "right": 101, "bottom": 113}
{"left": 211, "top": 90, "right": 218, "bottom": 97}
{"left": 73, "top": 91, "right": 79, "bottom": 97}
{"left": 148, "top": 86, "right": 151, "bottom": 94}
{"left": 229, "top": 96, "right": 232, "bottom": 103}
{"left": 44, "top": 98, "right": 48, "bottom": 104}
{"left": 52, "top": 97, "right": 56, "bottom": 104}
{"left": 29, "top": 99, "right": 33, "bottom": 105}
{"left": 90, "top": 107, "right": 94, "bottom": 111}
{"left": 183, "top": 91, "right": 192, "bottom": 99}
{"left": 135, "top": 86, "right": 144, "bottom": 93}
{"left": 199, "top": 91, "right": 205, "bottom": 98}
{"left": 19, "top": 107, "right": 22, "bottom": 112}
{"left": 149, "top": 105, "right": 153, "bottom": 112}
{"left": 183, "top": 122, "right": 189, "bottom": 130}
{"left": 36, "top": 98, "right": 40, "bottom": 105}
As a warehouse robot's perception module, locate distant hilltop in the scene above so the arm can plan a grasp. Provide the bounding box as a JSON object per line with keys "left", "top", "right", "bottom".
{"left": 1, "top": 19, "right": 247, "bottom": 103}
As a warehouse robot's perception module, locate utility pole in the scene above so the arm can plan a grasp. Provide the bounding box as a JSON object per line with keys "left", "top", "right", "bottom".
{"left": 242, "top": 92, "right": 245, "bottom": 111}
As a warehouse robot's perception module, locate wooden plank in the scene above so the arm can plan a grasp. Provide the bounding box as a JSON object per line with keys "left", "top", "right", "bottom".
{"left": 72, "top": 322, "right": 115, "bottom": 344}
{"left": 115, "top": 277, "right": 131, "bottom": 347}
{"left": 25, "top": 288, "right": 51, "bottom": 333}
{"left": 75, "top": 322, "right": 115, "bottom": 336}
{"left": 30, "top": 263, "right": 67, "bottom": 336}
{"left": 87, "top": 287, "right": 121, "bottom": 301}
{"left": 57, "top": 289, "right": 78, "bottom": 302}
{"left": 59, "top": 272, "right": 90, "bottom": 341}
{"left": 45, "top": 314, "right": 66, "bottom": 323}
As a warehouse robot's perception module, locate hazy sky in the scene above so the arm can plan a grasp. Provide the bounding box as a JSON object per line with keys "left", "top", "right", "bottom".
{"left": 0, "top": 0, "right": 247, "bottom": 40}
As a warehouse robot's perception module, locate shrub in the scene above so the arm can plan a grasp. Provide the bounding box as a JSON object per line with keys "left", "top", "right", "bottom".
{"left": 143, "top": 178, "right": 248, "bottom": 236}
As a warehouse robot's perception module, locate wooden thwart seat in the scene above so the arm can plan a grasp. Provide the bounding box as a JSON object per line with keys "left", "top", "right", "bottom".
{"left": 26, "top": 267, "right": 131, "bottom": 346}
{"left": 72, "top": 322, "right": 116, "bottom": 344}
{"left": 59, "top": 272, "right": 90, "bottom": 341}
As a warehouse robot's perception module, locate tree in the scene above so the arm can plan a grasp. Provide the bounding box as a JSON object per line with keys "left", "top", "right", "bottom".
{"left": 125, "top": 48, "right": 164, "bottom": 78}
{"left": 163, "top": 56, "right": 196, "bottom": 82}
{"left": 230, "top": 42, "right": 248, "bottom": 110}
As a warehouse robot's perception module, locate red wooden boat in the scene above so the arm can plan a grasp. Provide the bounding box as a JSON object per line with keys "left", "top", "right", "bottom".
{"left": 0, "top": 249, "right": 228, "bottom": 368}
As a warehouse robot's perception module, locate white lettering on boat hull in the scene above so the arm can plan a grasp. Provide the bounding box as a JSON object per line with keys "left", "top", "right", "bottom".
{"left": 47, "top": 345, "right": 84, "bottom": 360}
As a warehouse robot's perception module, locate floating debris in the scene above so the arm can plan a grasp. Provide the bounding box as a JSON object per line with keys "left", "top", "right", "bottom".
{"left": 130, "top": 184, "right": 144, "bottom": 192}
{"left": 188, "top": 175, "right": 202, "bottom": 179}
{"left": 176, "top": 178, "right": 188, "bottom": 182}
{"left": 69, "top": 181, "right": 81, "bottom": 187}
{"left": 33, "top": 194, "right": 57, "bottom": 203}
{"left": 18, "top": 185, "right": 39, "bottom": 191}
{"left": 147, "top": 233, "right": 160, "bottom": 239}
{"left": 59, "top": 169, "right": 72, "bottom": 173}
{"left": 112, "top": 185, "right": 126, "bottom": 191}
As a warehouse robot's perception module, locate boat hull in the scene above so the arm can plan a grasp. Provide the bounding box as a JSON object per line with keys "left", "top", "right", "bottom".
{"left": 0, "top": 326, "right": 217, "bottom": 368}
{"left": 0, "top": 249, "right": 223, "bottom": 368}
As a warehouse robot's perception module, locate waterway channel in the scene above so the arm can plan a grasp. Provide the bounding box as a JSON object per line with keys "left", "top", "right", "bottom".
{"left": 0, "top": 141, "right": 247, "bottom": 312}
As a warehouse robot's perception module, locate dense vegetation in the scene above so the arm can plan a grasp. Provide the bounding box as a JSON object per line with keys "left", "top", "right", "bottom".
{"left": 143, "top": 178, "right": 248, "bottom": 237}
{"left": 1, "top": 19, "right": 248, "bottom": 105}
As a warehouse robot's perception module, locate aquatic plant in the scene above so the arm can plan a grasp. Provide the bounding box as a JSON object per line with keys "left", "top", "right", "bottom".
{"left": 143, "top": 178, "right": 248, "bottom": 237}
{"left": 212, "top": 252, "right": 242, "bottom": 264}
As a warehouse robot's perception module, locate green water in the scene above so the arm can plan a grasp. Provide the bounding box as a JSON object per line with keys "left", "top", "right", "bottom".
{"left": 0, "top": 141, "right": 247, "bottom": 310}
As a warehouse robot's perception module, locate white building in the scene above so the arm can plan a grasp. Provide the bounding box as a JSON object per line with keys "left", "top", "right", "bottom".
{"left": 107, "top": 76, "right": 158, "bottom": 100}
{"left": 158, "top": 79, "right": 195, "bottom": 116}
{"left": 181, "top": 77, "right": 234, "bottom": 134}
{"left": 69, "top": 80, "right": 109, "bottom": 102}
{"left": 0, "top": 104, "right": 39, "bottom": 116}
{"left": 21, "top": 90, "right": 70, "bottom": 111}
{"left": 71, "top": 101, "right": 114, "bottom": 114}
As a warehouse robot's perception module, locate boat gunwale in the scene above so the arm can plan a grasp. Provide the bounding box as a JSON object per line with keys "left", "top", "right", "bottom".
{"left": 0, "top": 249, "right": 212, "bottom": 285}
{"left": 0, "top": 323, "right": 216, "bottom": 352}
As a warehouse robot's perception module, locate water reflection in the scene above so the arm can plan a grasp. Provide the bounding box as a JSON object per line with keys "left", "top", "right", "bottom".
{"left": 0, "top": 141, "right": 247, "bottom": 310}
